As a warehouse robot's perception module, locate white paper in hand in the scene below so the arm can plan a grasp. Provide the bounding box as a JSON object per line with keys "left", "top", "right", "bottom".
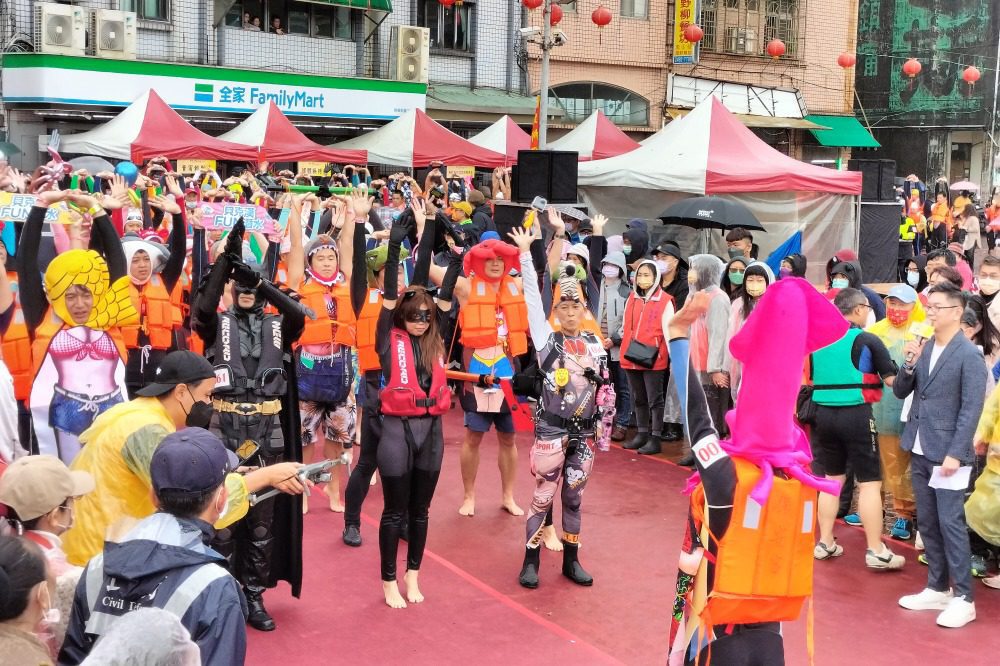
{"left": 929, "top": 465, "right": 972, "bottom": 491}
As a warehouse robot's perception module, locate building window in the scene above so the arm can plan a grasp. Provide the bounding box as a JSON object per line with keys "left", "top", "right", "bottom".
{"left": 700, "top": 0, "right": 802, "bottom": 57}
{"left": 420, "top": 0, "right": 474, "bottom": 53}
{"left": 120, "top": 0, "right": 169, "bottom": 22}
{"left": 621, "top": 0, "right": 648, "bottom": 19}
{"left": 224, "top": 1, "right": 351, "bottom": 39}
{"left": 549, "top": 82, "right": 650, "bottom": 126}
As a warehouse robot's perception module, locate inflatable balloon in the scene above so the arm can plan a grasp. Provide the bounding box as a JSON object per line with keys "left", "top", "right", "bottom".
{"left": 115, "top": 160, "right": 139, "bottom": 186}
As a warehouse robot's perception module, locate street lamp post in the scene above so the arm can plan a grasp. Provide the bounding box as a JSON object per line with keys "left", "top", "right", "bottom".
{"left": 539, "top": 0, "right": 553, "bottom": 149}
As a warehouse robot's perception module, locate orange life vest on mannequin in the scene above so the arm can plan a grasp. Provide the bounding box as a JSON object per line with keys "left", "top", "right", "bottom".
{"left": 122, "top": 275, "right": 179, "bottom": 350}
{"left": 548, "top": 282, "right": 604, "bottom": 341}
{"left": 31, "top": 311, "right": 127, "bottom": 379}
{"left": 459, "top": 275, "right": 529, "bottom": 356}
{"left": 1, "top": 275, "right": 33, "bottom": 401}
{"left": 379, "top": 329, "right": 451, "bottom": 417}
{"left": 356, "top": 289, "right": 383, "bottom": 372}
{"left": 620, "top": 288, "right": 672, "bottom": 371}
{"left": 298, "top": 278, "right": 357, "bottom": 347}
{"left": 690, "top": 457, "right": 816, "bottom": 625}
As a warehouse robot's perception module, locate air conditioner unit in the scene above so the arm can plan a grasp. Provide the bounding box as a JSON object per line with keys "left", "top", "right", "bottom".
{"left": 390, "top": 26, "right": 430, "bottom": 84}
{"left": 91, "top": 9, "right": 137, "bottom": 60}
{"left": 725, "top": 27, "right": 757, "bottom": 55}
{"left": 33, "top": 2, "right": 87, "bottom": 56}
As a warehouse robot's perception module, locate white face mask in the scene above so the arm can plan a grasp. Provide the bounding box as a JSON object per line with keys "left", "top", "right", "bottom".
{"left": 979, "top": 277, "right": 1000, "bottom": 295}
{"left": 39, "top": 584, "right": 60, "bottom": 626}
{"left": 906, "top": 271, "right": 920, "bottom": 287}
{"left": 601, "top": 265, "right": 620, "bottom": 279}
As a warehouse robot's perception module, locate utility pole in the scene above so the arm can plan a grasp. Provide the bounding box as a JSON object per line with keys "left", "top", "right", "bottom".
{"left": 539, "top": 0, "right": 553, "bottom": 149}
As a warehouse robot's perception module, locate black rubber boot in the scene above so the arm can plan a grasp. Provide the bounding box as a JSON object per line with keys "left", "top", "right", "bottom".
{"left": 342, "top": 524, "right": 362, "bottom": 547}
{"left": 245, "top": 588, "right": 276, "bottom": 631}
{"left": 519, "top": 547, "right": 540, "bottom": 589}
{"left": 676, "top": 452, "right": 695, "bottom": 467}
{"left": 662, "top": 423, "right": 684, "bottom": 442}
{"left": 637, "top": 435, "right": 662, "bottom": 455}
{"left": 623, "top": 432, "right": 649, "bottom": 451}
{"left": 561, "top": 542, "right": 593, "bottom": 586}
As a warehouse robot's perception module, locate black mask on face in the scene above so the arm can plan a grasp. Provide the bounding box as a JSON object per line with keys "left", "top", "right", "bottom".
{"left": 183, "top": 390, "right": 214, "bottom": 428}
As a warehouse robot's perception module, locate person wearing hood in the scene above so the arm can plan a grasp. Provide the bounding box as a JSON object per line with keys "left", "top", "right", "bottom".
{"left": 728, "top": 261, "right": 774, "bottom": 399}
{"left": 652, "top": 242, "right": 689, "bottom": 444}
{"left": 780, "top": 253, "right": 808, "bottom": 279}
{"left": 863, "top": 285, "right": 925, "bottom": 542}
{"left": 193, "top": 216, "right": 309, "bottom": 632}
{"left": 596, "top": 250, "right": 632, "bottom": 442}
{"left": 978, "top": 255, "right": 1000, "bottom": 330}
{"left": 904, "top": 255, "right": 930, "bottom": 296}
{"left": 467, "top": 189, "right": 496, "bottom": 243}
{"left": 825, "top": 251, "right": 886, "bottom": 321}
{"left": 121, "top": 177, "right": 188, "bottom": 399}
{"left": 721, "top": 257, "right": 748, "bottom": 300}
{"left": 686, "top": 254, "right": 732, "bottom": 440}
{"left": 620, "top": 259, "right": 674, "bottom": 455}
{"left": 621, "top": 219, "right": 650, "bottom": 269}
{"left": 59, "top": 429, "right": 249, "bottom": 665}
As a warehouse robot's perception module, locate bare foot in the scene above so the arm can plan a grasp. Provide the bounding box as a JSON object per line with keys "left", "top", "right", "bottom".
{"left": 501, "top": 498, "right": 524, "bottom": 516}
{"left": 302, "top": 498, "right": 309, "bottom": 515}
{"left": 370, "top": 471, "right": 378, "bottom": 487}
{"left": 459, "top": 497, "right": 475, "bottom": 516}
{"left": 542, "top": 524, "right": 563, "bottom": 552}
{"left": 325, "top": 484, "right": 345, "bottom": 512}
{"left": 404, "top": 570, "right": 424, "bottom": 603}
{"left": 382, "top": 581, "right": 407, "bottom": 609}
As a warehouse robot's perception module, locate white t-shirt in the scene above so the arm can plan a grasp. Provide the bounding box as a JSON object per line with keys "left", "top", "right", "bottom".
{"left": 913, "top": 343, "right": 947, "bottom": 456}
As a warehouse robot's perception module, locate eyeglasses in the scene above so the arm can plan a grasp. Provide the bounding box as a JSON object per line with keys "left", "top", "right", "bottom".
{"left": 857, "top": 303, "right": 873, "bottom": 309}
{"left": 406, "top": 311, "right": 432, "bottom": 323}
{"left": 925, "top": 305, "right": 960, "bottom": 313}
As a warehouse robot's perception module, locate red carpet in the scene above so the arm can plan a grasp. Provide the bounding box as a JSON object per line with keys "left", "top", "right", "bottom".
{"left": 248, "top": 409, "right": 1000, "bottom": 665}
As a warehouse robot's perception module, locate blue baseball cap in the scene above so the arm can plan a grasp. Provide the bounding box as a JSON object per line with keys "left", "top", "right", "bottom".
{"left": 151, "top": 428, "right": 237, "bottom": 496}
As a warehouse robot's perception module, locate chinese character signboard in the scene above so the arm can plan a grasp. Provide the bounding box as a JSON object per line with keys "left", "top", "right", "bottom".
{"left": 194, "top": 202, "right": 278, "bottom": 235}
{"left": 672, "top": 0, "right": 702, "bottom": 64}
{"left": 177, "top": 159, "right": 217, "bottom": 174}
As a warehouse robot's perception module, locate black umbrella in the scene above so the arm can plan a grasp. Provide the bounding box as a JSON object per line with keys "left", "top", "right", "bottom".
{"left": 658, "top": 195, "right": 765, "bottom": 232}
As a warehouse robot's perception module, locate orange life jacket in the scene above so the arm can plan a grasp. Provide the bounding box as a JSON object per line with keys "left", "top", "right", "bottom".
{"left": 691, "top": 457, "right": 817, "bottom": 626}
{"left": 189, "top": 331, "right": 205, "bottom": 356}
{"left": 122, "top": 275, "right": 179, "bottom": 350}
{"left": 1, "top": 278, "right": 32, "bottom": 401}
{"left": 31, "top": 312, "right": 127, "bottom": 380}
{"left": 297, "top": 278, "right": 357, "bottom": 347}
{"left": 356, "top": 288, "right": 382, "bottom": 373}
{"left": 548, "top": 281, "right": 604, "bottom": 341}
{"left": 459, "top": 276, "right": 529, "bottom": 357}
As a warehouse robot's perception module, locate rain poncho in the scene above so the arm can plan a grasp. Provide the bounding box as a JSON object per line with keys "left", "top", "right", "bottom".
{"left": 968, "top": 387, "right": 1000, "bottom": 546}
{"left": 64, "top": 398, "right": 250, "bottom": 566}
{"left": 81, "top": 607, "right": 201, "bottom": 666}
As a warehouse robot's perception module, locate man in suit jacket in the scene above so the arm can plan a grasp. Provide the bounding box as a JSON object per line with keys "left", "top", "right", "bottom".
{"left": 893, "top": 282, "right": 986, "bottom": 628}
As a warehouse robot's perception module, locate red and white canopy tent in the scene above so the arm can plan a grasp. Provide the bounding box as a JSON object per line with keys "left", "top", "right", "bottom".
{"left": 218, "top": 102, "right": 367, "bottom": 164}
{"left": 468, "top": 116, "right": 531, "bottom": 166}
{"left": 328, "top": 108, "right": 507, "bottom": 168}
{"left": 578, "top": 97, "right": 863, "bottom": 279}
{"left": 547, "top": 110, "right": 641, "bottom": 161}
{"left": 57, "top": 90, "right": 256, "bottom": 162}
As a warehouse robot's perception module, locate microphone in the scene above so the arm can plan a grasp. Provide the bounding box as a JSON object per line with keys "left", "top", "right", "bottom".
{"left": 905, "top": 321, "right": 934, "bottom": 363}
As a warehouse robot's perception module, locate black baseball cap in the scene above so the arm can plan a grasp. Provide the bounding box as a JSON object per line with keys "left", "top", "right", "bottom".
{"left": 135, "top": 351, "right": 216, "bottom": 397}
{"left": 151, "top": 428, "right": 236, "bottom": 497}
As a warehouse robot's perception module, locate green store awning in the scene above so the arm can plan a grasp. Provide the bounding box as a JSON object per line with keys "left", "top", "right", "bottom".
{"left": 305, "top": 0, "right": 393, "bottom": 11}
{"left": 805, "top": 115, "right": 880, "bottom": 148}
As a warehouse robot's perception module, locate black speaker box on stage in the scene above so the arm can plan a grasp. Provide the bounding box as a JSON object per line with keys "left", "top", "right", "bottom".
{"left": 512, "top": 150, "right": 579, "bottom": 204}
{"left": 848, "top": 158, "right": 896, "bottom": 202}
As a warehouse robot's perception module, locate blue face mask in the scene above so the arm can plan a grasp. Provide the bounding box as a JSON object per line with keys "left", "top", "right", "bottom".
{"left": 832, "top": 278, "right": 850, "bottom": 290}
{"left": 907, "top": 271, "right": 920, "bottom": 287}
{"left": 622, "top": 246, "right": 632, "bottom": 256}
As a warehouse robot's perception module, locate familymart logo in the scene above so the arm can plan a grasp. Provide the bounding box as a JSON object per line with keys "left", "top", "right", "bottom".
{"left": 194, "top": 83, "right": 214, "bottom": 103}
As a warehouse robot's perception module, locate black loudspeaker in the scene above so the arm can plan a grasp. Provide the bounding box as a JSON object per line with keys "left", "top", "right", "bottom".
{"left": 512, "top": 150, "right": 579, "bottom": 204}
{"left": 848, "top": 158, "right": 896, "bottom": 202}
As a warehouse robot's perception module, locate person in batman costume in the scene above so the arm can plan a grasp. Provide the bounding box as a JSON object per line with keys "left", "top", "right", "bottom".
{"left": 191, "top": 220, "right": 306, "bottom": 632}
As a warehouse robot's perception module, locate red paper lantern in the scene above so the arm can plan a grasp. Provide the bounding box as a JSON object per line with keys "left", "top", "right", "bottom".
{"left": 682, "top": 24, "right": 704, "bottom": 43}
{"left": 591, "top": 5, "right": 612, "bottom": 28}
{"left": 902, "top": 58, "right": 922, "bottom": 78}
{"left": 438, "top": 0, "right": 455, "bottom": 6}
{"left": 837, "top": 52, "right": 856, "bottom": 68}
{"left": 963, "top": 65, "right": 981, "bottom": 85}
{"left": 766, "top": 39, "right": 786, "bottom": 59}
{"left": 549, "top": 3, "right": 562, "bottom": 26}
{"left": 522, "top": 0, "right": 542, "bottom": 10}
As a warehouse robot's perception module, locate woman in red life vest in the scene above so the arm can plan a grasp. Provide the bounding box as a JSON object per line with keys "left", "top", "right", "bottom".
{"left": 375, "top": 212, "right": 462, "bottom": 609}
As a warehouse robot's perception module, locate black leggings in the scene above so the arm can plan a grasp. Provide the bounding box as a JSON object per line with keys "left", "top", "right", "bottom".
{"left": 378, "top": 415, "right": 443, "bottom": 581}
{"left": 344, "top": 377, "right": 383, "bottom": 529}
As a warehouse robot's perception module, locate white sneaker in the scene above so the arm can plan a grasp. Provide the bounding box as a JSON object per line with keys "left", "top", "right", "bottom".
{"left": 814, "top": 541, "right": 843, "bottom": 560}
{"left": 936, "top": 597, "right": 976, "bottom": 628}
{"left": 915, "top": 531, "right": 924, "bottom": 551}
{"left": 899, "top": 587, "right": 953, "bottom": 611}
{"left": 866, "top": 546, "right": 905, "bottom": 570}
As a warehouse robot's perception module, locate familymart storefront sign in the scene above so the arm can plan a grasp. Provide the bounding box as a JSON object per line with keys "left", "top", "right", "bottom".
{"left": 1, "top": 54, "right": 425, "bottom": 119}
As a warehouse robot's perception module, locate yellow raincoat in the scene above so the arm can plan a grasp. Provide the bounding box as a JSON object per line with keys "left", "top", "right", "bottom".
{"left": 968, "top": 387, "right": 1000, "bottom": 546}
{"left": 64, "top": 397, "right": 249, "bottom": 566}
